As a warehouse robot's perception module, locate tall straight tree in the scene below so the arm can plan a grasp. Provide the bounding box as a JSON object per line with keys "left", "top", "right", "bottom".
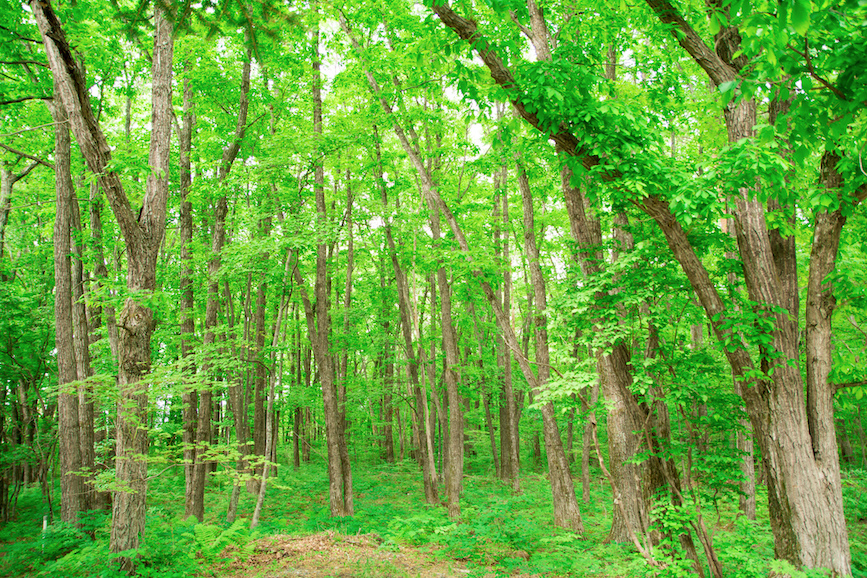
{"left": 294, "top": 11, "right": 354, "bottom": 517}
{"left": 373, "top": 126, "right": 439, "bottom": 504}
{"left": 340, "top": 15, "right": 464, "bottom": 518}
{"left": 31, "top": 2, "right": 174, "bottom": 568}
{"left": 50, "top": 88, "right": 83, "bottom": 525}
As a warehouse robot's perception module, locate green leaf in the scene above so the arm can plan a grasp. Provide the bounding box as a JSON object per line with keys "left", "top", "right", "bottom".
{"left": 709, "top": 13, "right": 721, "bottom": 35}
{"left": 790, "top": 0, "right": 810, "bottom": 35}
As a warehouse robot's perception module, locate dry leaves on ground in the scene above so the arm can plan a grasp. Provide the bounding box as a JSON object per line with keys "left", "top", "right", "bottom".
{"left": 219, "top": 530, "right": 547, "bottom": 578}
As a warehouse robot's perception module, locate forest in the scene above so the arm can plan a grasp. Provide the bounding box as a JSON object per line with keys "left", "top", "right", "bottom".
{"left": 0, "top": 0, "right": 866, "bottom": 576}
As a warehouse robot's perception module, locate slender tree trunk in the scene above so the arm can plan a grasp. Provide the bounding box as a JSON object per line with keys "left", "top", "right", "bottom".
{"left": 432, "top": 212, "right": 463, "bottom": 520}
{"left": 70, "top": 186, "right": 96, "bottom": 513}
{"left": 373, "top": 126, "right": 438, "bottom": 502}
{"left": 251, "top": 262, "right": 290, "bottom": 529}
{"left": 494, "top": 157, "right": 521, "bottom": 493}
{"left": 178, "top": 61, "right": 198, "bottom": 520}
{"left": 298, "top": 17, "right": 353, "bottom": 516}
{"left": 51, "top": 94, "right": 84, "bottom": 525}
{"left": 581, "top": 380, "right": 600, "bottom": 503}
{"left": 483, "top": 391, "right": 499, "bottom": 478}
{"left": 249, "top": 246, "right": 269, "bottom": 493}
{"left": 518, "top": 163, "right": 584, "bottom": 532}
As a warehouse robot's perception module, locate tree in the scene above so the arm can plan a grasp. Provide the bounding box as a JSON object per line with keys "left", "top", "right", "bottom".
{"left": 427, "top": 0, "right": 865, "bottom": 572}
{"left": 31, "top": 2, "right": 173, "bottom": 568}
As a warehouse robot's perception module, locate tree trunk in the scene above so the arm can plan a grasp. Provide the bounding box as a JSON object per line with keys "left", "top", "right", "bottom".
{"left": 34, "top": 3, "right": 173, "bottom": 564}
{"left": 298, "top": 17, "right": 353, "bottom": 517}
{"left": 494, "top": 157, "right": 521, "bottom": 493}
{"left": 560, "top": 161, "right": 648, "bottom": 543}
{"left": 70, "top": 185, "right": 96, "bottom": 513}
{"left": 178, "top": 59, "right": 198, "bottom": 519}
{"left": 373, "top": 126, "right": 438, "bottom": 502}
{"left": 518, "top": 164, "right": 584, "bottom": 532}
{"left": 249, "top": 247, "right": 269, "bottom": 493}
{"left": 581, "top": 379, "right": 600, "bottom": 504}
{"left": 51, "top": 93, "right": 84, "bottom": 525}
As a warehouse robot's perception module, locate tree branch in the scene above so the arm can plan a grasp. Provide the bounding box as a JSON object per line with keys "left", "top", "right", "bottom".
{"left": 0, "top": 143, "right": 55, "bottom": 170}
{"left": 834, "top": 380, "right": 867, "bottom": 394}
{"left": 0, "top": 60, "right": 49, "bottom": 68}
{"left": 429, "top": 0, "right": 595, "bottom": 165}
{"left": 0, "top": 95, "right": 52, "bottom": 106}
{"left": 787, "top": 39, "right": 850, "bottom": 102}
{"left": 0, "top": 121, "right": 62, "bottom": 138}
{"left": 0, "top": 25, "right": 41, "bottom": 43}
{"left": 642, "top": 0, "right": 735, "bottom": 86}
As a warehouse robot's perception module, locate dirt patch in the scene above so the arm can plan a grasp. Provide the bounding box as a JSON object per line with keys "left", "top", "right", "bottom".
{"left": 220, "top": 530, "right": 545, "bottom": 577}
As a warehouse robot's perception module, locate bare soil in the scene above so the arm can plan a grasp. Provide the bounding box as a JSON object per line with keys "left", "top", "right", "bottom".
{"left": 220, "top": 530, "right": 545, "bottom": 578}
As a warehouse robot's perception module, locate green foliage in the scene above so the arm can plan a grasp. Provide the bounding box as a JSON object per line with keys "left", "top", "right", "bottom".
{"left": 186, "top": 518, "right": 257, "bottom": 563}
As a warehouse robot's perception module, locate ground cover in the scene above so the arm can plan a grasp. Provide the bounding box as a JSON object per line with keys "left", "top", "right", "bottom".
{"left": 1, "top": 455, "right": 865, "bottom": 577}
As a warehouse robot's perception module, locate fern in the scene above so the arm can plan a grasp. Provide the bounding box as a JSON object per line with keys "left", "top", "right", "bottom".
{"left": 189, "top": 518, "right": 255, "bottom": 562}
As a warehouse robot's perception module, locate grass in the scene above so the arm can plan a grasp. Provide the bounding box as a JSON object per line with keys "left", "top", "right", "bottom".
{"left": 1, "top": 447, "right": 864, "bottom": 578}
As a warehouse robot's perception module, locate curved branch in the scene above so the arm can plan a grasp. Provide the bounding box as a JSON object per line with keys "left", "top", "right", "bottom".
{"left": 642, "top": 0, "right": 735, "bottom": 86}
{"left": 429, "top": 1, "right": 596, "bottom": 166}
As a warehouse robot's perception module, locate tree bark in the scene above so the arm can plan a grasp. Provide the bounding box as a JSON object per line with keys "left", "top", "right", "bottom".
{"left": 516, "top": 163, "right": 585, "bottom": 531}
{"left": 70, "top": 182, "right": 96, "bottom": 513}
{"left": 32, "top": 3, "right": 174, "bottom": 565}
{"left": 178, "top": 60, "right": 198, "bottom": 519}
{"left": 51, "top": 93, "right": 84, "bottom": 525}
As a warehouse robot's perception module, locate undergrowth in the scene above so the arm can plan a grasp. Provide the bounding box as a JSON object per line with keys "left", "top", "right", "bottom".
{"left": 1, "top": 449, "right": 864, "bottom": 577}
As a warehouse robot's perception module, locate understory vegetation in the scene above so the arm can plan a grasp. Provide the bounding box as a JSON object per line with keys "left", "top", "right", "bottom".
{"left": 2, "top": 0, "right": 867, "bottom": 575}
{"left": 2, "top": 453, "right": 867, "bottom": 578}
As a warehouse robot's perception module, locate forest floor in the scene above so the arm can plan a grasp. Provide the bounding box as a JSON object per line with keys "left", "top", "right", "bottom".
{"left": 1, "top": 452, "right": 866, "bottom": 577}
{"left": 220, "top": 530, "right": 539, "bottom": 577}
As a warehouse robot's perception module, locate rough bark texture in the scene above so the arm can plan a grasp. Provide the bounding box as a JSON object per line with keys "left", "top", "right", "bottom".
{"left": 429, "top": 0, "right": 859, "bottom": 571}
{"left": 179, "top": 62, "right": 198, "bottom": 519}
{"left": 561, "top": 161, "right": 647, "bottom": 543}
{"left": 518, "top": 164, "right": 584, "bottom": 532}
{"left": 51, "top": 94, "right": 84, "bottom": 525}
{"left": 32, "top": 3, "right": 174, "bottom": 567}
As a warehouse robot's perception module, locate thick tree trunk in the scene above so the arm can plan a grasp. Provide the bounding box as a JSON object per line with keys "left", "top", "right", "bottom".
{"left": 560, "top": 161, "right": 647, "bottom": 542}
{"left": 642, "top": 183, "right": 856, "bottom": 573}
{"left": 34, "top": 4, "right": 173, "bottom": 565}
{"left": 111, "top": 12, "right": 173, "bottom": 566}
